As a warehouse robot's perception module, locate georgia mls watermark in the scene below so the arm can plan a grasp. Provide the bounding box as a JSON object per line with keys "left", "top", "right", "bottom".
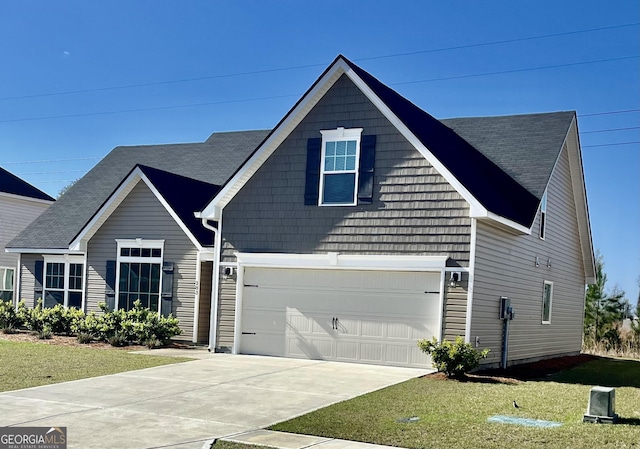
{"left": 0, "top": 427, "right": 66, "bottom": 449}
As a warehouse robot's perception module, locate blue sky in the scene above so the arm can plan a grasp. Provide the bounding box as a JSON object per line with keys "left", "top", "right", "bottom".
{"left": 1, "top": 1, "right": 638, "bottom": 302}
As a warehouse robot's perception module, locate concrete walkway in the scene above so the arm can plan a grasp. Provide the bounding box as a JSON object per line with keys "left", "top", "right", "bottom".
{"left": 222, "top": 429, "right": 406, "bottom": 448}
{"left": 0, "top": 350, "right": 431, "bottom": 449}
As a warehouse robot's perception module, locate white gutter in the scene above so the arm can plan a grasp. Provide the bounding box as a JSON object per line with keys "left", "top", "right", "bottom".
{"left": 200, "top": 217, "right": 221, "bottom": 352}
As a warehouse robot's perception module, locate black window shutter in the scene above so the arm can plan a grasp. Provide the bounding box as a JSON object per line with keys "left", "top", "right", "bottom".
{"left": 34, "top": 260, "right": 44, "bottom": 307}
{"left": 304, "top": 137, "right": 322, "bottom": 205}
{"left": 161, "top": 262, "right": 174, "bottom": 317}
{"left": 358, "top": 135, "right": 376, "bottom": 204}
{"left": 105, "top": 260, "right": 116, "bottom": 311}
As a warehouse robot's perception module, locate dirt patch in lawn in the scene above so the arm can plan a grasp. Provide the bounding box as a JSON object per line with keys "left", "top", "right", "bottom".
{"left": 425, "top": 354, "right": 598, "bottom": 383}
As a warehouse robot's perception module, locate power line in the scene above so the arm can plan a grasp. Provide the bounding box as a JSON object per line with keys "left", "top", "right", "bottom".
{"left": 578, "top": 109, "right": 640, "bottom": 117}
{"left": 357, "top": 23, "right": 640, "bottom": 62}
{"left": 582, "top": 141, "right": 640, "bottom": 148}
{"left": 0, "top": 156, "right": 102, "bottom": 165}
{"left": 581, "top": 126, "right": 640, "bottom": 134}
{"left": 394, "top": 55, "right": 638, "bottom": 86}
{"left": 0, "top": 22, "right": 637, "bottom": 102}
{"left": 0, "top": 56, "right": 637, "bottom": 125}
{"left": 14, "top": 170, "right": 87, "bottom": 176}
{"left": 0, "top": 94, "right": 300, "bottom": 124}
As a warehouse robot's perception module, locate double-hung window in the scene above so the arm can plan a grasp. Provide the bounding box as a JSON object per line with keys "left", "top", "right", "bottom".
{"left": 116, "top": 239, "right": 164, "bottom": 312}
{"left": 319, "top": 128, "right": 363, "bottom": 205}
{"left": 0, "top": 267, "right": 15, "bottom": 302}
{"left": 43, "top": 255, "right": 84, "bottom": 308}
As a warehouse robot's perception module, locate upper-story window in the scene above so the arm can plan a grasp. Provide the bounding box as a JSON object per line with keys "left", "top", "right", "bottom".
{"left": 539, "top": 190, "right": 548, "bottom": 240}
{"left": 43, "top": 255, "right": 84, "bottom": 309}
{"left": 319, "top": 128, "right": 363, "bottom": 206}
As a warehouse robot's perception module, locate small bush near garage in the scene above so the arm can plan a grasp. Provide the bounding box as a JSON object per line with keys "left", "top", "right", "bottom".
{"left": 418, "top": 336, "right": 489, "bottom": 378}
{"left": 5, "top": 299, "right": 181, "bottom": 348}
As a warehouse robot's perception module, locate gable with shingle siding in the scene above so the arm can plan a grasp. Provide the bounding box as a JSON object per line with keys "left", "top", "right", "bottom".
{"left": 221, "top": 74, "right": 472, "bottom": 265}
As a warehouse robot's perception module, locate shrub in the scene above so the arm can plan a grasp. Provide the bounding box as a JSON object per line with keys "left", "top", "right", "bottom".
{"left": 107, "top": 331, "right": 127, "bottom": 347}
{"left": 76, "top": 332, "right": 94, "bottom": 344}
{"left": 0, "top": 299, "right": 23, "bottom": 331}
{"left": 38, "top": 324, "right": 53, "bottom": 340}
{"left": 417, "top": 336, "right": 489, "bottom": 378}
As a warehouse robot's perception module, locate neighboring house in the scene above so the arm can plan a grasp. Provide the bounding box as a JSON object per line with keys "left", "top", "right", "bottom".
{"left": 0, "top": 167, "right": 54, "bottom": 304}
{"left": 8, "top": 55, "right": 595, "bottom": 368}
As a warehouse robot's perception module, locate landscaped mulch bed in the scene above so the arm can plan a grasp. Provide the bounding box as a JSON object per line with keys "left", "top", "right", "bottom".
{"left": 0, "top": 329, "right": 143, "bottom": 349}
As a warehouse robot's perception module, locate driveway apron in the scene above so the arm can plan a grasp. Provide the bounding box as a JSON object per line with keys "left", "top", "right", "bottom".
{"left": 0, "top": 351, "right": 430, "bottom": 449}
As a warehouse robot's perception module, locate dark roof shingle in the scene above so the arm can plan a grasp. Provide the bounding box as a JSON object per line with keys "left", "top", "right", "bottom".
{"left": 7, "top": 130, "right": 269, "bottom": 249}
{"left": 0, "top": 167, "right": 54, "bottom": 202}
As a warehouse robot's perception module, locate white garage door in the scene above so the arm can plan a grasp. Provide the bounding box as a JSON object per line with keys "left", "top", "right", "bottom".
{"left": 239, "top": 267, "right": 441, "bottom": 368}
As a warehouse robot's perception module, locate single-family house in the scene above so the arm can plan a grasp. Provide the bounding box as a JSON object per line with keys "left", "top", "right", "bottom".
{"left": 7, "top": 55, "right": 595, "bottom": 368}
{"left": 1, "top": 167, "right": 54, "bottom": 304}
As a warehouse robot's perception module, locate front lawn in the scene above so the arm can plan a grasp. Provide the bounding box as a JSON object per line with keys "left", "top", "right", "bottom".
{"left": 0, "top": 340, "right": 192, "bottom": 392}
{"left": 266, "top": 356, "right": 640, "bottom": 449}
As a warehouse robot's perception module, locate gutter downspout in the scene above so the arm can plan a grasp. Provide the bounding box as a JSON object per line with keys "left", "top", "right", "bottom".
{"left": 201, "top": 218, "right": 221, "bottom": 352}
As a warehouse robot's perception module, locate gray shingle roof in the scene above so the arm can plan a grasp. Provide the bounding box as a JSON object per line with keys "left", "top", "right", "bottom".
{"left": 8, "top": 58, "right": 575, "bottom": 250}
{"left": 441, "top": 111, "right": 575, "bottom": 200}
{"left": 7, "top": 130, "right": 269, "bottom": 249}
{"left": 344, "top": 56, "right": 573, "bottom": 227}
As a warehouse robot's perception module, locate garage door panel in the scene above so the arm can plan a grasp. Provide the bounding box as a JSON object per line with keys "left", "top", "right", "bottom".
{"left": 288, "top": 336, "right": 333, "bottom": 359}
{"left": 240, "top": 267, "right": 441, "bottom": 368}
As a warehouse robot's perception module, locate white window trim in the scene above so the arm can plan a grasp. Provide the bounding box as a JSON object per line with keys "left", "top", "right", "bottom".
{"left": 539, "top": 190, "right": 547, "bottom": 240}
{"left": 42, "top": 255, "right": 85, "bottom": 309}
{"left": 0, "top": 267, "right": 15, "bottom": 299}
{"left": 542, "top": 280, "right": 553, "bottom": 324}
{"left": 318, "top": 127, "right": 363, "bottom": 206}
{"left": 115, "top": 239, "right": 164, "bottom": 313}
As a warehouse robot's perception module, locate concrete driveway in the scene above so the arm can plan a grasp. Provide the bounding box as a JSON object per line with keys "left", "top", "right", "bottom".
{"left": 0, "top": 350, "right": 430, "bottom": 449}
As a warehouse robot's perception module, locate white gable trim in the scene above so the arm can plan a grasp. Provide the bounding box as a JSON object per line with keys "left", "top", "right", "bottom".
{"left": 564, "top": 117, "right": 596, "bottom": 283}
{"left": 69, "top": 167, "right": 203, "bottom": 252}
{"left": 199, "top": 60, "right": 350, "bottom": 219}
{"left": 199, "top": 57, "right": 530, "bottom": 234}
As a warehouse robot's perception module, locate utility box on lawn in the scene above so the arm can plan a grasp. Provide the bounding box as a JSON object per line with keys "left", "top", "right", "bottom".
{"left": 583, "top": 386, "right": 618, "bottom": 424}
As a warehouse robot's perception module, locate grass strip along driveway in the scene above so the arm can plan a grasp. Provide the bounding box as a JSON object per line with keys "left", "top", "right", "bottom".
{"left": 263, "top": 356, "right": 640, "bottom": 449}
{"left": 0, "top": 340, "right": 191, "bottom": 392}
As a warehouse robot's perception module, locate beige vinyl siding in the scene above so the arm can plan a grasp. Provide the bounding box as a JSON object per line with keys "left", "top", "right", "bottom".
{"left": 471, "top": 144, "right": 586, "bottom": 365}
{"left": 0, "top": 195, "right": 50, "bottom": 269}
{"left": 18, "top": 254, "right": 41, "bottom": 307}
{"left": 86, "top": 180, "right": 199, "bottom": 341}
{"left": 197, "top": 261, "right": 213, "bottom": 343}
{"left": 217, "top": 269, "right": 237, "bottom": 351}
{"left": 442, "top": 273, "right": 468, "bottom": 341}
{"left": 221, "top": 74, "right": 471, "bottom": 264}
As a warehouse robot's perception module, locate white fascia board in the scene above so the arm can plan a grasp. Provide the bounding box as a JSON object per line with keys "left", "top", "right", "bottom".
{"left": 235, "top": 252, "right": 448, "bottom": 272}
{"left": 68, "top": 170, "right": 143, "bottom": 251}
{"left": 199, "top": 60, "right": 352, "bottom": 219}
{"left": 69, "top": 167, "right": 204, "bottom": 252}
{"left": 0, "top": 191, "right": 54, "bottom": 205}
{"left": 5, "top": 247, "right": 83, "bottom": 255}
{"left": 481, "top": 212, "right": 531, "bottom": 235}
{"left": 566, "top": 117, "right": 596, "bottom": 282}
{"left": 341, "top": 66, "right": 490, "bottom": 219}
{"left": 137, "top": 171, "right": 204, "bottom": 251}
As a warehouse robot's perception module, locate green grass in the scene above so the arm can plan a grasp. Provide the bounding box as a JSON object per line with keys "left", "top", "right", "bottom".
{"left": 0, "top": 340, "right": 192, "bottom": 392}
{"left": 266, "top": 357, "right": 640, "bottom": 449}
